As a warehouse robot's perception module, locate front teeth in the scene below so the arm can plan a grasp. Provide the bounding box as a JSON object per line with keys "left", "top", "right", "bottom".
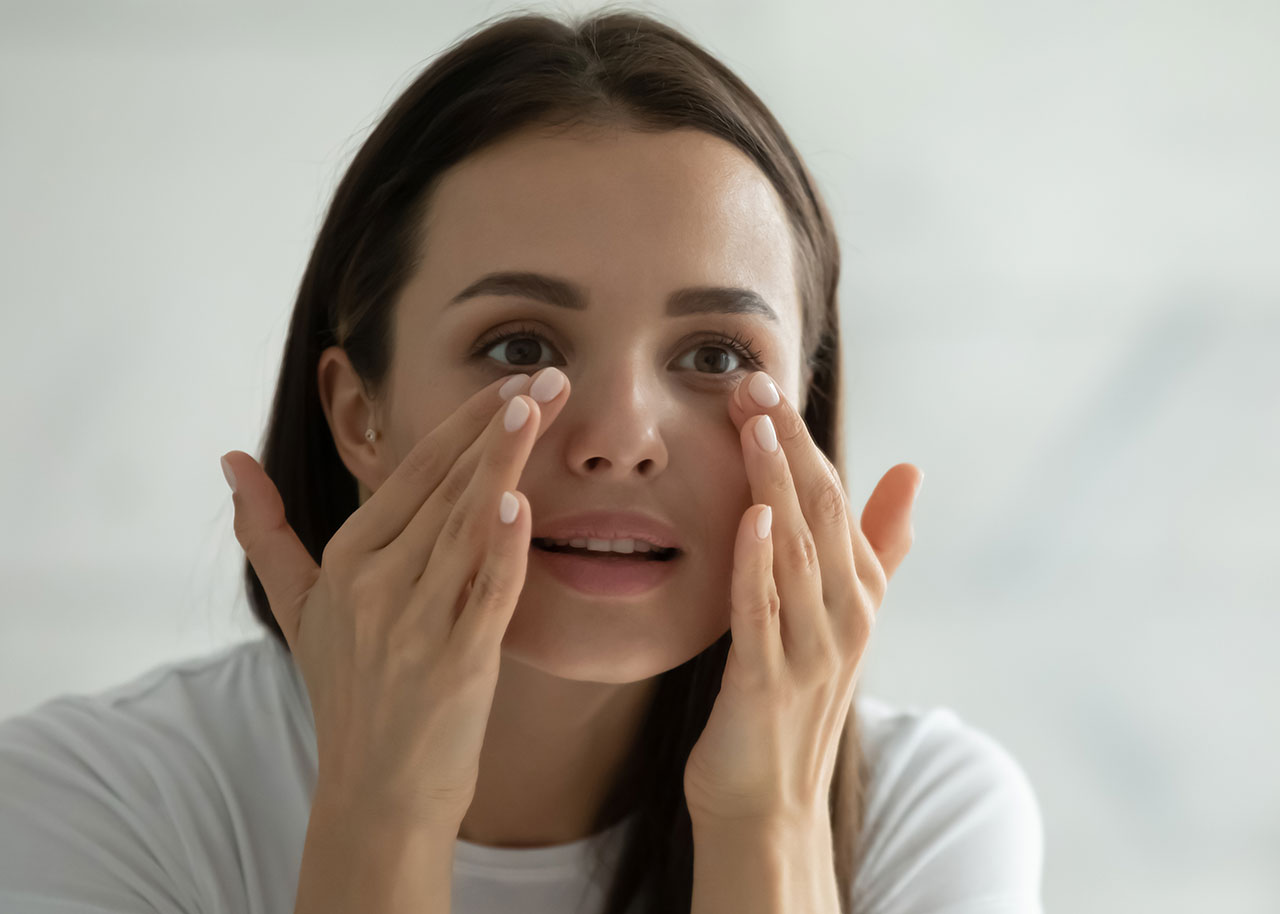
{"left": 544, "top": 537, "right": 657, "bottom": 554}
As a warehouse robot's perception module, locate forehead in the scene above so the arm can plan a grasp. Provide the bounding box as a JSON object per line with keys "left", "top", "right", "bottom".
{"left": 413, "top": 124, "right": 802, "bottom": 342}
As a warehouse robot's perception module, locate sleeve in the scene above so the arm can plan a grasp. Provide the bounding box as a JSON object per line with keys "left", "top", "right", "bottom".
{"left": 0, "top": 699, "right": 202, "bottom": 914}
{"left": 851, "top": 709, "right": 1046, "bottom": 914}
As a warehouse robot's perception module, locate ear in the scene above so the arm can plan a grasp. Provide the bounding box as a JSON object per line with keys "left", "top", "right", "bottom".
{"left": 317, "top": 345, "right": 385, "bottom": 496}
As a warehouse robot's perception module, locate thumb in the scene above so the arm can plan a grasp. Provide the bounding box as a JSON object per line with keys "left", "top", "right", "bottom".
{"left": 221, "top": 450, "right": 318, "bottom": 651}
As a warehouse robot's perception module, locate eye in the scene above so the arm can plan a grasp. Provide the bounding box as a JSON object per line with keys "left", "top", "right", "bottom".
{"left": 469, "top": 322, "right": 767, "bottom": 377}
{"left": 672, "top": 330, "right": 766, "bottom": 376}
{"left": 470, "top": 323, "right": 557, "bottom": 369}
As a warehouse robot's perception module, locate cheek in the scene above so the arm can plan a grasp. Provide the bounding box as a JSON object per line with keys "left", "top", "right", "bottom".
{"left": 689, "top": 432, "right": 755, "bottom": 542}
{"left": 703, "top": 425, "right": 752, "bottom": 494}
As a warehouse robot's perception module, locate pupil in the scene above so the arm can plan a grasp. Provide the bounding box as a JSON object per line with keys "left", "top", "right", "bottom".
{"left": 695, "top": 346, "right": 730, "bottom": 373}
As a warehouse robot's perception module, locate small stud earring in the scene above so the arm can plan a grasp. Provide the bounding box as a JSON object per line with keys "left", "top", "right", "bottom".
{"left": 365, "top": 428, "right": 377, "bottom": 442}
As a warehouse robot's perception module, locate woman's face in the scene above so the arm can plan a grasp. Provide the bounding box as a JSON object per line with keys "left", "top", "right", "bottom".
{"left": 374, "top": 125, "right": 804, "bottom": 683}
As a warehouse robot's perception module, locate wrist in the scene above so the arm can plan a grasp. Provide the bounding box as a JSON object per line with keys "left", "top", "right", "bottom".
{"left": 310, "top": 776, "right": 468, "bottom": 840}
{"left": 296, "top": 792, "right": 459, "bottom": 914}
{"left": 689, "top": 810, "right": 840, "bottom": 914}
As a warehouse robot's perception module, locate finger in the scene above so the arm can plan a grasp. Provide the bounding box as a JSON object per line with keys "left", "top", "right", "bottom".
{"left": 385, "top": 367, "right": 569, "bottom": 582}
{"left": 734, "top": 372, "right": 865, "bottom": 635}
{"left": 407, "top": 392, "right": 542, "bottom": 643}
{"left": 740, "top": 410, "right": 832, "bottom": 664}
{"left": 450, "top": 488, "right": 532, "bottom": 671}
{"left": 335, "top": 367, "right": 565, "bottom": 556}
{"left": 727, "top": 503, "right": 784, "bottom": 687}
{"left": 222, "top": 449, "right": 318, "bottom": 653}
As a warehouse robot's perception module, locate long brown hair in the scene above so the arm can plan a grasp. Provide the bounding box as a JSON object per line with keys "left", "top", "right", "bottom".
{"left": 242, "top": 7, "right": 865, "bottom": 912}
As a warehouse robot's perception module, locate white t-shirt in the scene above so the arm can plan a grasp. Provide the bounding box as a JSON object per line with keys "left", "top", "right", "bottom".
{"left": 0, "top": 635, "right": 1044, "bottom": 913}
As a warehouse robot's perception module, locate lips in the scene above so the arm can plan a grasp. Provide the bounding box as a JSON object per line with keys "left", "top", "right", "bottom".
{"left": 529, "top": 540, "right": 683, "bottom": 596}
{"left": 531, "top": 510, "right": 683, "bottom": 552}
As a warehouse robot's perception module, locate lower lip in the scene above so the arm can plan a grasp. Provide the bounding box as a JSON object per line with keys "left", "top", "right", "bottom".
{"left": 530, "top": 546, "right": 682, "bottom": 596}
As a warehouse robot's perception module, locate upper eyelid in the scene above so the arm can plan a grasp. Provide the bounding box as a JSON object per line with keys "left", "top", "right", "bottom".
{"left": 473, "top": 319, "right": 762, "bottom": 349}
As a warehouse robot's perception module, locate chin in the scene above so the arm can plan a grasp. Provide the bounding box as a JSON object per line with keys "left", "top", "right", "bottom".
{"left": 497, "top": 589, "right": 723, "bottom": 684}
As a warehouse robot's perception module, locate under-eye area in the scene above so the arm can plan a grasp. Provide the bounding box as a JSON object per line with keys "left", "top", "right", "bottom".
{"left": 531, "top": 537, "right": 683, "bottom": 561}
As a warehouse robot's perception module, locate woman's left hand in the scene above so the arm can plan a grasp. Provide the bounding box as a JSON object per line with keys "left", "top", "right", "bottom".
{"left": 682, "top": 370, "right": 924, "bottom": 826}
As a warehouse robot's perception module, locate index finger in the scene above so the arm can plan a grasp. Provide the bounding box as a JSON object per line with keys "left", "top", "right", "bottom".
{"left": 336, "top": 368, "right": 568, "bottom": 554}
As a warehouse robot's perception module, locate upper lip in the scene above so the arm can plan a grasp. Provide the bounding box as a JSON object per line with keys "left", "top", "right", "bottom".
{"left": 532, "top": 510, "right": 683, "bottom": 550}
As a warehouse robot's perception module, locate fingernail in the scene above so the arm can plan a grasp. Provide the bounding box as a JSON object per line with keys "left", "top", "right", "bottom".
{"left": 748, "top": 372, "right": 779, "bottom": 408}
{"left": 755, "top": 505, "right": 772, "bottom": 540}
{"left": 530, "top": 367, "right": 566, "bottom": 403}
{"left": 753, "top": 415, "right": 778, "bottom": 453}
{"left": 220, "top": 455, "right": 237, "bottom": 494}
{"left": 504, "top": 396, "right": 531, "bottom": 432}
{"left": 499, "top": 490, "right": 520, "bottom": 524}
{"left": 499, "top": 374, "right": 531, "bottom": 401}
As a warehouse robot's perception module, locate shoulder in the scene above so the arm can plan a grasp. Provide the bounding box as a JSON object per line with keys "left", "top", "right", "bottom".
{"left": 0, "top": 636, "right": 311, "bottom": 913}
{"left": 850, "top": 694, "right": 1045, "bottom": 914}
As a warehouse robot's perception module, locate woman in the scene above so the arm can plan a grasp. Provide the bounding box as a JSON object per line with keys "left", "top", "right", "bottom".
{"left": 0, "top": 8, "right": 1044, "bottom": 913}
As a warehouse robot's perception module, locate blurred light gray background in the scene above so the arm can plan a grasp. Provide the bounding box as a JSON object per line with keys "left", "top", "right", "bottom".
{"left": 2, "top": 1, "right": 1277, "bottom": 911}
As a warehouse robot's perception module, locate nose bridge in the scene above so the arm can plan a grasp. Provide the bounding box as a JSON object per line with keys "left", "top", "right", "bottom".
{"left": 564, "top": 314, "right": 663, "bottom": 406}
{"left": 590, "top": 338, "right": 652, "bottom": 402}
{"left": 557, "top": 334, "right": 669, "bottom": 476}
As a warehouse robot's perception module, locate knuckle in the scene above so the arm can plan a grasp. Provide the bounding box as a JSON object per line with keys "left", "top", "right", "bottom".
{"left": 816, "top": 475, "right": 849, "bottom": 528}
{"left": 766, "top": 471, "right": 792, "bottom": 501}
{"left": 742, "top": 591, "right": 779, "bottom": 626}
{"left": 440, "top": 502, "right": 474, "bottom": 551}
{"left": 467, "top": 563, "right": 508, "bottom": 611}
{"left": 783, "top": 526, "right": 820, "bottom": 575}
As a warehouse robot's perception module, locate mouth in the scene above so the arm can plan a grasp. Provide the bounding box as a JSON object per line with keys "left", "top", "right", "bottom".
{"left": 530, "top": 538, "right": 683, "bottom": 562}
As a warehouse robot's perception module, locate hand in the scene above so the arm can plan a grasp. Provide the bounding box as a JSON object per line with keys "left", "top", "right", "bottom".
{"left": 682, "top": 370, "right": 922, "bottom": 825}
{"left": 221, "top": 367, "right": 570, "bottom": 832}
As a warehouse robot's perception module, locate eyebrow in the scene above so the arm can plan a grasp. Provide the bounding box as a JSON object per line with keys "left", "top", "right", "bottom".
{"left": 445, "top": 271, "right": 780, "bottom": 323}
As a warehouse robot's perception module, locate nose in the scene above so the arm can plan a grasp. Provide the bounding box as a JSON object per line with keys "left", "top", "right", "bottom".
{"left": 555, "top": 365, "right": 671, "bottom": 479}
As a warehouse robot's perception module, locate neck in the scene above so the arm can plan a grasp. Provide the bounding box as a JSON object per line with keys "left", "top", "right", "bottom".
{"left": 458, "top": 653, "right": 658, "bottom": 847}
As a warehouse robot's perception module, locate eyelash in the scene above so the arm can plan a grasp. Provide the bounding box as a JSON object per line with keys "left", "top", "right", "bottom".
{"left": 468, "top": 322, "right": 766, "bottom": 375}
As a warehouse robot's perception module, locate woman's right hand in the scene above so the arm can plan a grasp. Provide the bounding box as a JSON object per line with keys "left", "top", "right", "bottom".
{"left": 221, "top": 366, "right": 570, "bottom": 833}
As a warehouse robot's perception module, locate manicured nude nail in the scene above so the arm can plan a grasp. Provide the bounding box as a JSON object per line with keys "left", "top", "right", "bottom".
{"left": 754, "top": 415, "right": 778, "bottom": 452}
{"left": 499, "top": 374, "right": 531, "bottom": 401}
{"left": 748, "top": 372, "right": 780, "bottom": 408}
{"left": 530, "top": 367, "right": 566, "bottom": 403}
{"left": 504, "top": 396, "right": 531, "bottom": 432}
